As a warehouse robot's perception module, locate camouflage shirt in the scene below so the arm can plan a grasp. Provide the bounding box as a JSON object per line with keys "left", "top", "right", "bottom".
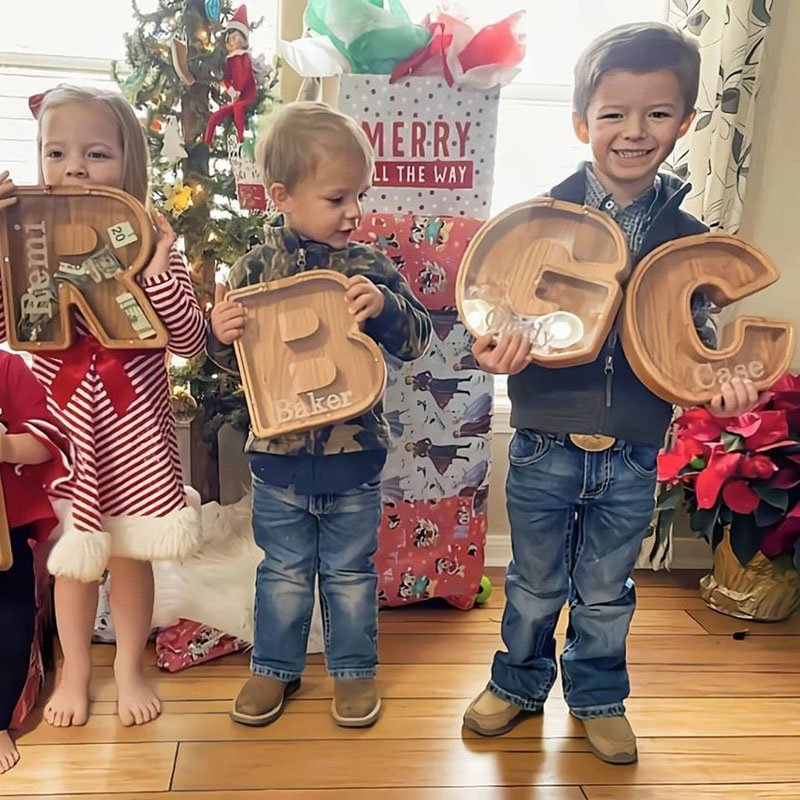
{"left": 209, "top": 220, "right": 432, "bottom": 457}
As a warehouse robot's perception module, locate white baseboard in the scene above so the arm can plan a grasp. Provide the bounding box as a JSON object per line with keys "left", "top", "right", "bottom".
{"left": 484, "top": 532, "right": 712, "bottom": 570}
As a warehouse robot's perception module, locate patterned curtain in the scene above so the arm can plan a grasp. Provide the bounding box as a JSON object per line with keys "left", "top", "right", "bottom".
{"left": 669, "top": 0, "right": 773, "bottom": 233}
{"left": 642, "top": 1, "right": 773, "bottom": 571}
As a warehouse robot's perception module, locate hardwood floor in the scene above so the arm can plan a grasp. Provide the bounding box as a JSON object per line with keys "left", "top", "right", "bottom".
{"left": 4, "top": 568, "right": 798, "bottom": 799}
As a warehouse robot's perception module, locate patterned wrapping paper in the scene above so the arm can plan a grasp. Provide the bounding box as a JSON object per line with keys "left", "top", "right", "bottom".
{"left": 353, "top": 212, "right": 492, "bottom": 609}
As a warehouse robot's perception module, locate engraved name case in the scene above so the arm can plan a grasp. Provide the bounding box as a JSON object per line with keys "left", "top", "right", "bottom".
{"left": 0, "top": 185, "right": 167, "bottom": 350}
{"left": 230, "top": 270, "right": 387, "bottom": 438}
{"left": 621, "top": 233, "right": 795, "bottom": 407}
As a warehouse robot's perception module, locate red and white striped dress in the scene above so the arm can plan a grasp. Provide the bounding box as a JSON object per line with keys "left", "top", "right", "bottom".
{"left": 1, "top": 250, "right": 206, "bottom": 582}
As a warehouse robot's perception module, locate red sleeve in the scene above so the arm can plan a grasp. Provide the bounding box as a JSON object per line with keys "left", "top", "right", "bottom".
{"left": 139, "top": 249, "right": 207, "bottom": 358}
{"left": 0, "top": 353, "right": 73, "bottom": 532}
{"left": 1, "top": 352, "right": 49, "bottom": 428}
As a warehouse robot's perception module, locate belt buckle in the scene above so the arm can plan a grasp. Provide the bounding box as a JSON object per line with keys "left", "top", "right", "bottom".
{"left": 569, "top": 434, "right": 616, "bottom": 452}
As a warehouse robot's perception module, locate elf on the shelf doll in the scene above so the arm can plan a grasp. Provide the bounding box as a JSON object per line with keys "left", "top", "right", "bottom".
{"left": 204, "top": 5, "right": 258, "bottom": 144}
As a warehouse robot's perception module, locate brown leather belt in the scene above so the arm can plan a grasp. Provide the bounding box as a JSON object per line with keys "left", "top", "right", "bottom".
{"left": 568, "top": 434, "right": 617, "bottom": 452}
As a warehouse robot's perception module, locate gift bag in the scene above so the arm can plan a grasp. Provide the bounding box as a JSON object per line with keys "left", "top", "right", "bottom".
{"left": 355, "top": 212, "right": 483, "bottom": 310}
{"left": 338, "top": 75, "right": 500, "bottom": 218}
{"left": 354, "top": 212, "right": 491, "bottom": 609}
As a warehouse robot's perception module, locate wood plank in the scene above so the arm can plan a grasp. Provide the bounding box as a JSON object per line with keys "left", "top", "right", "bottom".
{"left": 80, "top": 699, "right": 234, "bottom": 716}
{"left": 376, "top": 633, "right": 800, "bottom": 666}
{"left": 584, "top": 786, "right": 800, "bottom": 800}
{"left": 81, "top": 662, "right": 800, "bottom": 704}
{"left": 19, "top": 697, "right": 800, "bottom": 747}
{"left": 3, "top": 790, "right": 585, "bottom": 800}
{"left": 688, "top": 608, "right": 800, "bottom": 636}
{"left": 382, "top": 594, "right": 710, "bottom": 616}
{"left": 0, "top": 743, "right": 176, "bottom": 796}
{"left": 380, "top": 610, "right": 706, "bottom": 636}
{"left": 172, "top": 737, "right": 800, "bottom": 791}
{"left": 632, "top": 569, "right": 706, "bottom": 588}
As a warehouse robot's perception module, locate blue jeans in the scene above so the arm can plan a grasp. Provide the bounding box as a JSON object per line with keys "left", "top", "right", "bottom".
{"left": 490, "top": 429, "right": 658, "bottom": 719}
{"left": 250, "top": 472, "right": 381, "bottom": 681}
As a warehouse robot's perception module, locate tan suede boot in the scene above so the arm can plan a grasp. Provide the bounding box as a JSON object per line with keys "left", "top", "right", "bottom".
{"left": 230, "top": 675, "right": 300, "bottom": 727}
{"left": 579, "top": 714, "right": 638, "bottom": 764}
{"left": 331, "top": 678, "right": 381, "bottom": 727}
{"left": 462, "top": 688, "right": 539, "bottom": 736}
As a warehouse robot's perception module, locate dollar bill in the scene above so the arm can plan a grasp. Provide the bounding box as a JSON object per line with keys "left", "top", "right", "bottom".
{"left": 116, "top": 292, "right": 156, "bottom": 339}
{"left": 84, "top": 247, "right": 123, "bottom": 281}
{"left": 54, "top": 261, "right": 93, "bottom": 285}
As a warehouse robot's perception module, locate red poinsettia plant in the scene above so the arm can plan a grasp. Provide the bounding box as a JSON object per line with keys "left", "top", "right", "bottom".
{"left": 657, "top": 372, "right": 800, "bottom": 568}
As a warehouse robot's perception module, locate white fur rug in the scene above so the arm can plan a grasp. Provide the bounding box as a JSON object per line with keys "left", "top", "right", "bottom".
{"left": 150, "top": 493, "right": 324, "bottom": 653}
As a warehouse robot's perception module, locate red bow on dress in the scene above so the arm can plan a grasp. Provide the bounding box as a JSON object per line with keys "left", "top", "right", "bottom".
{"left": 40, "top": 336, "right": 156, "bottom": 418}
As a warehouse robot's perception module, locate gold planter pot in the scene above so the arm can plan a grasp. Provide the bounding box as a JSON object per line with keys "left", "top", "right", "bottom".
{"left": 699, "top": 528, "right": 800, "bottom": 622}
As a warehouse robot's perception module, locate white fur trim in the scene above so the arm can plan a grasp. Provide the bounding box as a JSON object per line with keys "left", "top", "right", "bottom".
{"left": 106, "top": 489, "right": 202, "bottom": 562}
{"left": 226, "top": 22, "right": 249, "bottom": 41}
{"left": 47, "top": 499, "right": 111, "bottom": 582}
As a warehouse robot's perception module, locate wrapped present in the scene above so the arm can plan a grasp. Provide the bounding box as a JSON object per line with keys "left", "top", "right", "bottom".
{"left": 155, "top": 618, "right": 245, "bottom": 672}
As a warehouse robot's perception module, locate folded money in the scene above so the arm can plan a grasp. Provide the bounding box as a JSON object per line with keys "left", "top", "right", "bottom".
{"left": 115, "top": 292, "right": 156, "bottom": 339}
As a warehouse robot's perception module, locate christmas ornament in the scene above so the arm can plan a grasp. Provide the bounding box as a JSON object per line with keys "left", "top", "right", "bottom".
{"left": 170, "top": 38, "right": 195, "bottom": 86}
{"left": 161, "top": 116, "right": 188, "bottom": 163}
{"left": 165, "top": 183, "right": 193, "bottom": 216}
{"left": 204, "top": 5, "right": 258, "bottom": 144}
{"left": 227, "top": 133, "right": 267, "bottom": 212}
{"left": 120, "top": 65, "right": 148, "bottom": 103}
{"left": 169, "top": 385, "right": 198, "bottom": 422}
{"left": 204, "top": 0, "right": 221, "bottom": 22}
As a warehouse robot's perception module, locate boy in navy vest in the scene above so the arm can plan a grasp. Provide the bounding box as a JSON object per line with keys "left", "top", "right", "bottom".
{"left": 462, "top": 23, "right": 757, "bottom": 764}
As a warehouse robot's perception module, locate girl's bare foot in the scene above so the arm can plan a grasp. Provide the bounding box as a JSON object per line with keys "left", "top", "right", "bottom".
{"left": 43, "top": 663, "right": 91, "bottom": 727}
{"left": 115, "top": 661, "right": 161, "bottom": 727}
{"left": 0, "top": 730, "right": 20, "bottom": 773}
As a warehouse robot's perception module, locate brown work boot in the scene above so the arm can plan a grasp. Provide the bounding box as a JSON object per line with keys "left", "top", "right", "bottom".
{"left": 579, "top": 714, "right": 638, "bottom": 764}
{"left": 331, "top": 678, "right": 381, "bottom": 727}
{"left": 230, "top": 675, "right": 300, "bottom": 727}
{"left": 462, "top": 688, "right": 539, "bottom": 736}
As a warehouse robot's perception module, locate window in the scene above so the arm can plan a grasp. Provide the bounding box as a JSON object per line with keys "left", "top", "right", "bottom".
{"left": 0, "top": 1, "right": 278, "bottom": 183}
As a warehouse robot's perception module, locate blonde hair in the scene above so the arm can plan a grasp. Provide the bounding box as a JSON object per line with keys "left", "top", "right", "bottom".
{"left": 35, "top": 85, "right": 150, "bottom": 204}
{"left": 256, "top": 101, "right": 374, "bottom": 190}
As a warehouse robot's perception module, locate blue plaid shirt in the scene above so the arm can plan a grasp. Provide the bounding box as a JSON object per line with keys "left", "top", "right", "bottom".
{"left": 584, "top": 165, "right": 717, "bottom": 347}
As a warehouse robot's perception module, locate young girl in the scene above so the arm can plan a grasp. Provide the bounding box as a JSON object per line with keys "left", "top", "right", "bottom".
{"left": 0, "top": 352, "right": 73, "bottom": 772}
{"left": 0, "top": 84, "right": 206, "bottom": 728}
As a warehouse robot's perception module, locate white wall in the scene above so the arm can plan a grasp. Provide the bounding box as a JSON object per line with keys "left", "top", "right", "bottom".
{"left": 737, "top": 0, "right": 800, "bottom": 366}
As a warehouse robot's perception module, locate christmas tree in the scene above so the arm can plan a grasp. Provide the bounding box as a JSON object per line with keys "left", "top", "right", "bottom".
{"left": 116, "top": 0, "right": 280, "bottom": 498}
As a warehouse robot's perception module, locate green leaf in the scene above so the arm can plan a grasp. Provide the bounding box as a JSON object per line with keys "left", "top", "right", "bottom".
{"left": 689, "top": 455, "right": 707, "bottom": 469}
{"left": 722, "top": 431, "right": 744, "bottom": 452}
{"left": 755, "top": 485, "right": 789, "bottom": 511}
{"left": 690, "top": 504, "right": 722, "bottom": 544}
{"left": 754, "top": 501, "right": 786, "bottom": 528}
{"left": 657, "top": 484, "right": 685, "bottom": 511}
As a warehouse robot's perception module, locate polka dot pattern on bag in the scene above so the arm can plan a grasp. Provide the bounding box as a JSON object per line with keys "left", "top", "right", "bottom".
{"left": 339, "top": 76, "right": 500, "bottom": 219}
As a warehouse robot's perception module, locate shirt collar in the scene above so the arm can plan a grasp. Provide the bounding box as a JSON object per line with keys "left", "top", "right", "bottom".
{"left": 584, "top": 164, "right": 660, "bottom": 215}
